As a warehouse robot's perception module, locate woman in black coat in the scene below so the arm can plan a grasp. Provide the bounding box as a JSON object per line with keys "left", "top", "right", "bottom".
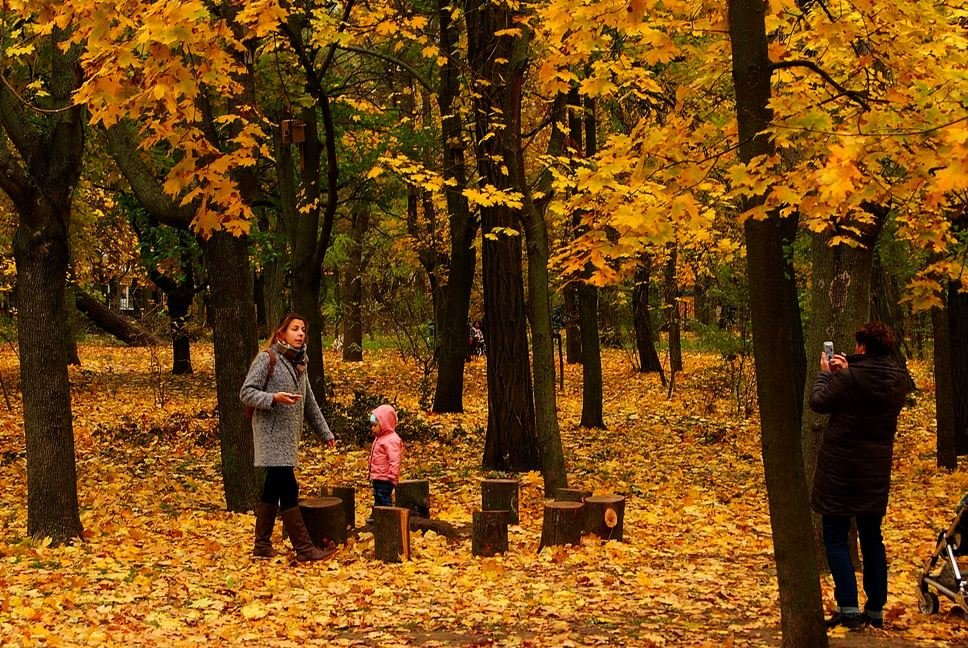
{"left": 809, "top": 321, "right": 908, "bottom": 630}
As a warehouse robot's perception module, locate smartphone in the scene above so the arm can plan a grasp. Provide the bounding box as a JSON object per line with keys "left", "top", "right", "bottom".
{"left": 823, "top": 341, "right": 834, "bottom": 362}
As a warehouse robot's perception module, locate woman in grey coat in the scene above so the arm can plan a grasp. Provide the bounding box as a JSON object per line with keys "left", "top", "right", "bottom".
{"left": 240, "top": 313, "right": 336, "bottom": 562}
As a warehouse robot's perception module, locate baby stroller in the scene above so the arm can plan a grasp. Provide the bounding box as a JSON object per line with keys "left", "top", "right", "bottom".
{"left": 918, "top": 492, "right": 968, "bottom": 614}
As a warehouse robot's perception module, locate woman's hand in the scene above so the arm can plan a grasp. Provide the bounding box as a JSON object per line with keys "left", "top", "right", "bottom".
{"left": 273, "top": 392, "right": 302, "bottom": 405}
{"left": 326, "top": 439, "right": 336, "bottom": 450}
{"left": 829, "top": 354, "right": 849, "bottom": 372}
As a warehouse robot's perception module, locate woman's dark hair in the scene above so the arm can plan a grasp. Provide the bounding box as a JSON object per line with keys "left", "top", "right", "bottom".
{"left": 269, "top": 312, "right": 308, "bottom": 349}
{"left": 855, "top": 321, "right": 895, "bottom": 356}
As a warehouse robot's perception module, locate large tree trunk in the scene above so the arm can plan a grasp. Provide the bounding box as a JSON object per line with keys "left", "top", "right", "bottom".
{"left": 1, "top": 34, "right": 85, "bottom": 544}
{"left": 633, "top": 255, "right": 664, "bottom": 375}
{"left": 202, "top": 233, "right": 261, "bottom": 511}
{"left": 75, "top": 289, "right": 157, "bottom": 346}
{"left": 577, "top": 98, "right": 605, "bottom": 429}
{"left": 933, "top": 301, "right": 958, "bottom": 469}
{"left": 870, "top": 252, "right": 915, "bottom": 390}
{"left": 728, "top": 1, "right": 828, "bottom": 644}
{"left": 948, "top": 281, "right": 968, "bottom": 455}
{"left": 564, "top": 284, "right": 582, "bottom": 363}
{"left": 342, "top": 202, "right": 369, "bottom": 362}
{"left": 467, "top": 0, "right": 540, "bottom": 472}
{"left": 432, "top": 0, "right": 477, "bottom": 413}
{"left": 800, "top": 222, "right": 883, "bottom": 565}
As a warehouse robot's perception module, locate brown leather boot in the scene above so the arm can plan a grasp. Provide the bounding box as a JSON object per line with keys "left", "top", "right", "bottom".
{"left": 280, "top": 507, "right": 334, "bottom": 562}
{"left": 252, "top": 502, "right": 278, "bottom": 558}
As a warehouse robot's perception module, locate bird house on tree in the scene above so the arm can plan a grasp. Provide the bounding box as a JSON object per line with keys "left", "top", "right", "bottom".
{"left": 280, "top": 119, "right": 306, "bottom": 144}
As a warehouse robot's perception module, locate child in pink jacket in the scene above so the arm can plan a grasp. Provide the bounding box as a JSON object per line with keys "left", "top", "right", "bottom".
{"left": 367, "top": 404, "right": 403, "bottom": 523}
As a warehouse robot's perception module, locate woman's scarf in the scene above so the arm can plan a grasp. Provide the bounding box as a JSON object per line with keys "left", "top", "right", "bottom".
{"left": 272, "top": 340, "right": 307, "bottom": 374}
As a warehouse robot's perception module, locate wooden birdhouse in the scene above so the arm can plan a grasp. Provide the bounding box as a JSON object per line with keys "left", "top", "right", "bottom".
{"left": 281, "top": 119, "right": 306, "bottom": 144}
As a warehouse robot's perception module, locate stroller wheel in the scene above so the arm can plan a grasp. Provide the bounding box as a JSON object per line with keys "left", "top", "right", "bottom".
{"left": 918, "top": 590, "right": 940, "bottom": 615}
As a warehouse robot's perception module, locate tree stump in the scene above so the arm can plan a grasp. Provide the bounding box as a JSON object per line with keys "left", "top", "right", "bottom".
{"left": 298, "top": 496, "right": 346, "bottom": 547}
{"left": 554, "top": 488, "right": 591, "bottom": 503}
{"left": 395, "top": 479, "right": 430, "bottom": 518}
{"left": 472, "top": 510, "right": 509, "bottom": 557}
{"left": 584, "top": 495, "right": 626, "bottom": 542}
{"left": 481, "top": 479, "right": 519, "bottom": 524}
{"left": 319, "top": 485, "right": 356, "bottom": 529}
{"left": 373, "top": 506, "right": 410, "bottom": 562}
{"left": 539, "top": 501, "right": 584, "bottom": 551}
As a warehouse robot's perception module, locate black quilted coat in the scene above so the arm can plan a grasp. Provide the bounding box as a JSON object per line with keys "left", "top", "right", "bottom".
{"left": 809, "top": 354, "right": 908, "bottom": 517}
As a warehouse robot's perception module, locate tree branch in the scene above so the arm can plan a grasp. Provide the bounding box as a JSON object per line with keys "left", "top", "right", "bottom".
{"left": 770, "top": 59, "right": 871, "bottom": 110}
{"left": 335, "top": 45, "right": 434, "bottom": 92}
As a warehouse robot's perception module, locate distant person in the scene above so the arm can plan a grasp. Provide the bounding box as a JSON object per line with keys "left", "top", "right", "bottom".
{"left": 366, "top": 404, "right": 403, "bottom": 524}
{"left": 240, "top": 313, "right": 336, "bottom": 562}
{"left": 809, "top": 322, "right": 908, "bottom": 629}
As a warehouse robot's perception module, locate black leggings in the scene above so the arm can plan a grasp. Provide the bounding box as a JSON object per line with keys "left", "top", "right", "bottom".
{"left": 261, "top": 466, "right": 299, "bottom": 510}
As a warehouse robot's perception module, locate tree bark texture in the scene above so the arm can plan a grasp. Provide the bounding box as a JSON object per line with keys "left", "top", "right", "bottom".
{"left": 472, "top": 510, "right": 509, "bottom": 557}
{"left": 538, "top": 501, "right": 584, "bottom": 550}
{"left": 728, "top": 0, "right": 828, "bottom": 644}
{"left": 319, "top": 485, "right": 357, "bottom": 530}
{"left": 373, "top": 506, "right": 410, "bottom": 562}
{"left": 202, "top": 233, "right": 261, "bottom": 511}
{"left": 584, "top": 495, "right": 625, "bottom": 542}
{"left": 1, "top": 35, "right": 85, "bottom": 543}
{"left": 481, "top": 479, "right": 519, "bottom": 525}
{"left": 578, "top": 282, "right": 606, "bottom": 428}
{"left": 932, "top": 303, "right": 958, "bottom": 469}
{"left": 466, "top": 0, "right": 540, "bottom": 472}
{"left": 342, "top": 202, "right": 369, "bottom": 362}
{"left": 633, "top": 256, "right": 663, "bottom": 374}
{"left": 947, "top": 281, "right": 968, "bottom": 455}
{"left": 299, "top": 496, "right": 346, "bottom": 546}
{"left": 431, "top": 0, "right": 477, "bottom": 413}
{"left": 395, "top": 479, "right": 431, "bottom": 518}
{"left": 663, "top": 244, "right": 683, "bottom": 372}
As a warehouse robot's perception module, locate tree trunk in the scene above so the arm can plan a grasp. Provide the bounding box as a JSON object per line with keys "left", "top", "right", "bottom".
{"left": 168, "top": 281, "right": 194, "bottom": 375}
{"left": 467, "top": 0, "right": 540, "bottom": 472}
{"left": 75, "top": 290, "right": 157, "bottom": 346}
{"left": 472, "top": 510, "right": 509, "bottom": 556}
{"left": 342, "top": 202, "right": 368, "bottom": 362}
{"left": 578, "top": 282, "right": 606, "bottom": 428}
{"left": 948, "top": 281, "right": 968, "bottom": 456}
{"left": 728, "top": 0, "right": 828, "bottom": 644}
{"left": 932, "top": 302, "right": 957, "bottom": 469}
{"left": 299, "top": 496, "right": 346, "bottom": 547}
{"left": 373, "top": 506, "right": 410, "bottom": 562}
{"left": 395, "top": 479, "right": 431, "bottom": 518}
{"left": 564, "top": 284, "right": 582, "bottom": 363}
{"left": 0, "top": 32, "right": 85, "bottom": 544}
{"left": 202, "top": 232, "right": 261, "bottom": 512}
{"left": 15, "top": 216, "right": 84, "bottom": 543}
{"left": 633, "top": 255, "right": 663, "bottom": 374}
{"left": 481, "top": 478, "right": 520, "bottom": 525}
{"left": 664, "top": 244, "right": 683, "bottom": 372}
{"left": 801, "top": 227, "right": 882, "bottom": 565}
{"left": 870, "top": 252, "right": 915, "bottom": 390}
{"left": 538, "top": 501, "right": 584, "bottom": 550}
{"left": 432, "top": 0, "right": 477, "bottom": 413}
{"left": 62, "top": 279, "right": 81, "bottom": 365}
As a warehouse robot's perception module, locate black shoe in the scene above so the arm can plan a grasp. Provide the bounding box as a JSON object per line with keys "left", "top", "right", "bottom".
{"left": 863, "top": 613, "right": 883, "bottom": 629}
{"left": 825, "top": 611, "right": 867, "bottom": 629}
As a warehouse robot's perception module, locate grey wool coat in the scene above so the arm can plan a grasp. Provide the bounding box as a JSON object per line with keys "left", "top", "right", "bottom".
{"left": 239, "top": 351, "right": 334, "bottom": 467}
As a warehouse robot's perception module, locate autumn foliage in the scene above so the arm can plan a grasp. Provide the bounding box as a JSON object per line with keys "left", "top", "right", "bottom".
{"left": 0, "top": 343, "right": 966, "bottom": 645}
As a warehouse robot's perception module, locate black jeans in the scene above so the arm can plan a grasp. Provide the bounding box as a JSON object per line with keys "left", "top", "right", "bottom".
{"left": 373, "top": 480, "right": 394, "bottom": 507}
{"left": 261, "top": 466, "right": 299, "bottom": 510}
{"left": 822, "top": 514, "right": 887, "bottom": 614}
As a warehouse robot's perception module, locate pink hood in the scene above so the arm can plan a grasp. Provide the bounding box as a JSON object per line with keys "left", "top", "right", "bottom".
{"left": 372, "top": 404, "right": 398, "bottom": 437}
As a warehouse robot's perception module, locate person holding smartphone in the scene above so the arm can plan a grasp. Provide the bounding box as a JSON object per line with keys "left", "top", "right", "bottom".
{"left": 240, "top": 312, "right": 336, "bottom": 562}
{"left": 809, "top": 322, "right": 908, "bottom": 629}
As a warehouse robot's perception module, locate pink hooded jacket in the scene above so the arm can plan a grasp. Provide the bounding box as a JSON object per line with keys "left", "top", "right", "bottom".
{"left": 369, "top": 404, "right": 403, "bottom": 484}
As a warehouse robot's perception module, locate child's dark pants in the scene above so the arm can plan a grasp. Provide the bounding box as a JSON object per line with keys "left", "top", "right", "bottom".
{"left": 373, "top": 480, "right": 394, "bottom": 507}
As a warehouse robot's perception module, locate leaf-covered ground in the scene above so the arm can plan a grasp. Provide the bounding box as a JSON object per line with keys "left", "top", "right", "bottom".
{"left": 1, "top": 343, "right": 967, "bottom": 646}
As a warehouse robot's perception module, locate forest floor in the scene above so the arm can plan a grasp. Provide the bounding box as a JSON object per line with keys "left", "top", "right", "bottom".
{"left": 1, "top": 341, "right": 967, "bottom": 647}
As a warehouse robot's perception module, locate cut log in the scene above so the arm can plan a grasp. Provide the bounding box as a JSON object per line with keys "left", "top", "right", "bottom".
{"left": 373, "top": 506, "right": 410, "bottom": 562}
{"left": 539, "top": 501, "right": 584, "bottom": 551}
{"left": 481, "top": 479, "right": 519, "bottom": 524}
{"left": 299, "top": 496, "right": 346, "bottom": 547}
{"left": 584, "top": 495, "right": 626, "bottom": 542}
{"left": 75, "top": 289, "right": 158, "bottom": 346}
{"left": 554, "top": 488, "right": 591, "bottom": 503}
{"left": 410, "top": 516, "right": 471, "bottom": 540}
{"left": 319, "top": 485, "right": 356, "bottom": 529}
{"left": 472, "top": 510, "right": 509, "bottom": 557}
{"left": 395, "top": 479, "right": 430, "bottom": 518}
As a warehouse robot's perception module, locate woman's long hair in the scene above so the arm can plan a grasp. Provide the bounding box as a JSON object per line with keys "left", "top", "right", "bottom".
{"left": 268, "top": 312, "right": 308, "bottom": 351}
